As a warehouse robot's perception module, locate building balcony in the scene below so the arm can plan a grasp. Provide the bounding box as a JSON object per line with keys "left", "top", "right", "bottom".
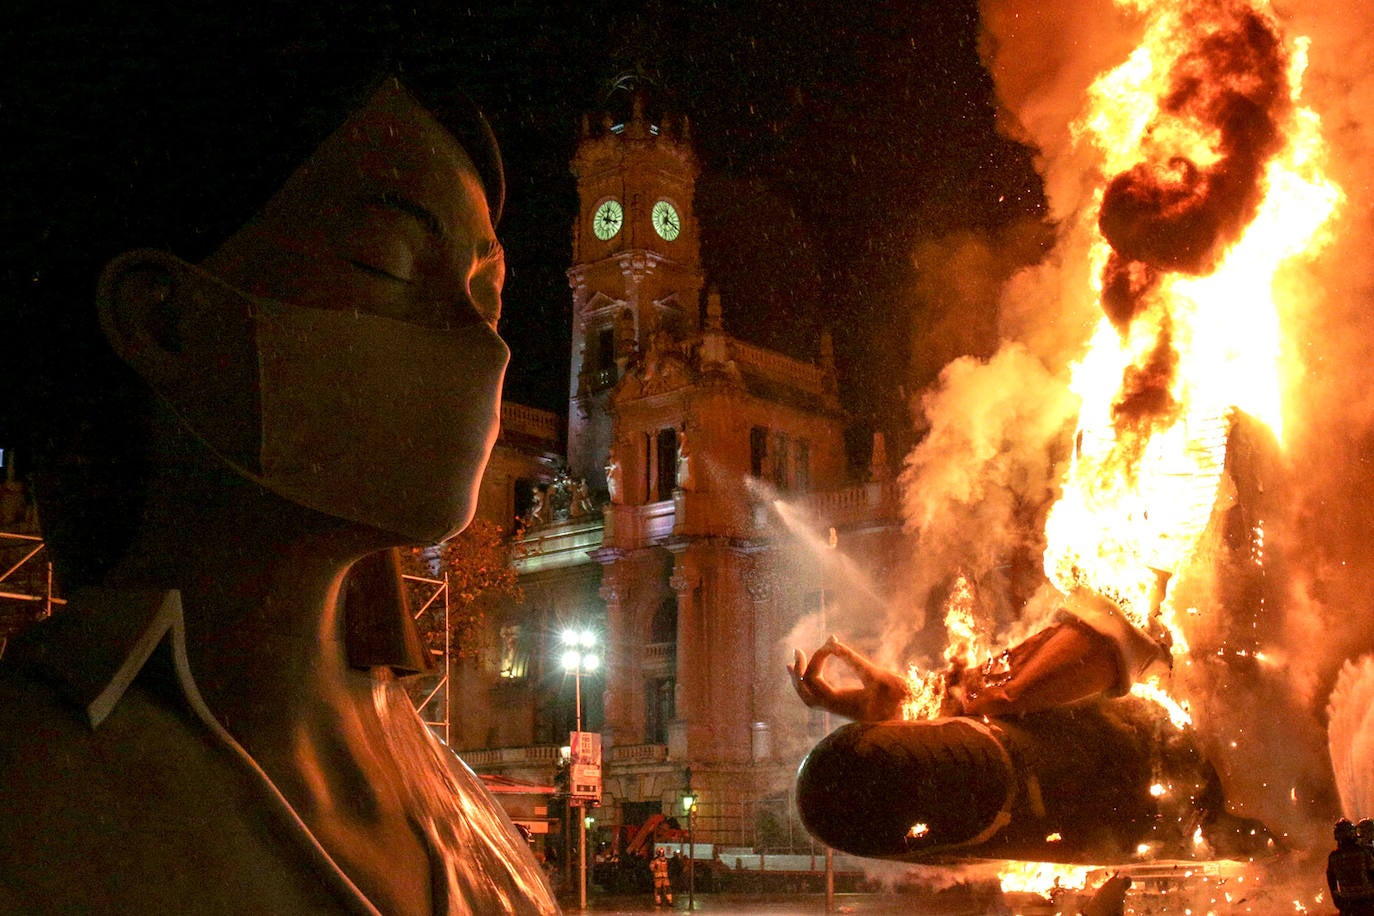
{"left": 644, "top": 641, "right": 676, "bottom": 666}
{"left": 603, "top": 498, "right": 675, "bottom": 549}
{"left": 790, "top": 479, "right": 901, "bottom": 530}
{"left": 458, "top": 744, "right": 562, "bottom": 772}
{"left": 514, "top": 514, "right": 606, "bottom": 575}
{"left": 499, "top": 402, "right": 560, "bottom": 447}
{"left": 608, "top": 743, "right": 669, "bottom": 764}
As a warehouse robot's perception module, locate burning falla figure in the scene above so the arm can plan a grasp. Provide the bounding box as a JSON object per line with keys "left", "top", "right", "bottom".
{"left": 788, "top": 0, "right": 1336, "bottom": 867}
{"left": 788, "top": 585, "right": 1275, "bottom": 865}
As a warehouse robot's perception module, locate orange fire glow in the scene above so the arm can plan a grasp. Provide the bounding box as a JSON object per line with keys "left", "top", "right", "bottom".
{"left": 941, "top": 574, "right": 991, "bottom": 666}
{"left": 997, "top": 860, "right": 1093, "bottom": 896}
{"left": 904, "top": 2, "right": 1341, "bottom": 753}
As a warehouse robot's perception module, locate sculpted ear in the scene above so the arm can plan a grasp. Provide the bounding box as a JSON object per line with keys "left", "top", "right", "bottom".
{"left": 96, "top": 249, "right": 262, "bottom": 471}
{"left": 97, "top": 249, "right": 188, "bottom": 389}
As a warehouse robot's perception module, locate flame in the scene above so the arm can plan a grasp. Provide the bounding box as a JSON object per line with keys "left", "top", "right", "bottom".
{"left": 901, "top": 665, "right": 948, "bottom": 721}
{"left": 941, "top": 574, "right": 990, "bottom": 666}
{"left": 1043, "top": 0, "right": 1340, "bottom": 646}
{"left": 1131, "top": 676, "right": 1193, "bottom": 728}
{"left": 902, "top": 574, "right": 995, "bottom": 720}
{"left": 997, "top": 861, "right": 1091, "bottom": 896}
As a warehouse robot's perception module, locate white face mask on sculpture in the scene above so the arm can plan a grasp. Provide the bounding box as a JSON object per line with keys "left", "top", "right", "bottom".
{"left": 99, "top": 251, "right": 509, "bottom": 545}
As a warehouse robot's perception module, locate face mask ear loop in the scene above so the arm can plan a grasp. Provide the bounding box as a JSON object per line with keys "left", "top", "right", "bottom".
{"left": 94, "top": 252, "right": 269, "bottom": 492}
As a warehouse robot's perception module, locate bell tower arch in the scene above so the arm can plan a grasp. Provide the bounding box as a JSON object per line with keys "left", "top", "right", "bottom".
{"left": 567, "top": 86, "right": 703, "bottom": 490}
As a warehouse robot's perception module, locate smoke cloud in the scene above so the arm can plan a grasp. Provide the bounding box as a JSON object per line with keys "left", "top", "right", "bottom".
{"left": 1098, "top": 5, "right": 1289, "bottom": 280}
{"left": 890, "top": 345, "right": 1078, "bottom": 667}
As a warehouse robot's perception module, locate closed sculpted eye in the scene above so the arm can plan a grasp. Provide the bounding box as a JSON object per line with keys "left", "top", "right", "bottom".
{"left": 347, "top": 258, "right": 414, "bottom": 284}
{"left": 341, "top": 190, "right": 430, "bottom": 283}
{"left": 346, "top": 231, "right": 418, "bottom": 285}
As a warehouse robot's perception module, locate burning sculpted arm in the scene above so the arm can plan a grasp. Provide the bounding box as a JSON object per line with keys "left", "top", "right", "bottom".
{"left": 790, "top": 594, "right": 1165, "bottom": 723}
{"left": 787, "top": 636, "right": 910, "bottom": 722}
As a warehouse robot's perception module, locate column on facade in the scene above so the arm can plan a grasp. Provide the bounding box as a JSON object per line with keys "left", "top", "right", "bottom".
{"left": 667, "top": 554, "right": 701, "bottom": 759}
{"left": 742, "top": 550, "right": 776, "bottom": 764}
{"left": 669, "top": 543, "right": 757, "bottom": 764}
{"left": 596, "top": 559, "right": 630, "bottom": 750}
{"left": 711, "top": 546, "right": 757, "bottom": 764}
{"left": 619, "top": 253, "right": 648, "bottom": 356}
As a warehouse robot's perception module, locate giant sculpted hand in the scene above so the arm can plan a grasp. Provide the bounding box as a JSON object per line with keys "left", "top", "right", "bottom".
{"left": 788, "top": 636, "right": 909, "bottom": 722}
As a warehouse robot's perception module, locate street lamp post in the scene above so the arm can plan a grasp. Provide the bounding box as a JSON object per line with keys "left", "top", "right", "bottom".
{"left": 682, "top": 770, "right": 697, "bottom": 911}
{"left": 823, "top": 528, "right": 837, "bottom": 913}
{"left": 561, "top": 629, "right": 599, "bottom": 912}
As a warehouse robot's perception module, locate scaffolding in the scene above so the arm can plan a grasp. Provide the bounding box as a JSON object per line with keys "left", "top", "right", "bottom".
{"left": 403, "top": 571, "right": 452, "bottom": 745}
{"left": 0, "top": 531, "right": 63, "bottom": 658}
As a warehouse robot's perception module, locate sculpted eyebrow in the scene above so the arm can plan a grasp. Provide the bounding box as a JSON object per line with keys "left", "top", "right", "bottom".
{"left": 375, "top": 189, "right": 446, "bottom": 240}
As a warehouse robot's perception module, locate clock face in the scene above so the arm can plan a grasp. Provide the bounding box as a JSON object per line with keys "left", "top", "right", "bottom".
{"left": 593, "top": 199, "right": 623, "bottom": 240}
{"left": 652, "top": 199, "right": 681, "bottom": 241}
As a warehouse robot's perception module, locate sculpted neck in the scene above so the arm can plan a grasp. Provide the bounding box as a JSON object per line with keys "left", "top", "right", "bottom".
{"left": 98, "top": 416, "right": 441, "bottom": 915}
{"left": 102, "top": 421, "right": 395, "bottom": 727}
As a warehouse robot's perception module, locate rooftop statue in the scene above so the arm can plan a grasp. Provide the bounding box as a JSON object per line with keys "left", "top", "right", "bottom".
{"left": 0, "top": 14, "right": 557, "bottom": 912}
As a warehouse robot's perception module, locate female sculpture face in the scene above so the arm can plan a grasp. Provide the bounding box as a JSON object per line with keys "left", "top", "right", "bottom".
{"left": 99, "top": 79, "right": 509, "bottom": 545}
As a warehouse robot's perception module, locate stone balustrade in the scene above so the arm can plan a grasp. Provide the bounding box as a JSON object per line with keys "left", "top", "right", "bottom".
{"left": 608, "top": 743, "right": 669, "bottom": 763}
{"left": 604, "top": 499, "right": 676, "bottom": 549}
{"left": 514, "top": 515, "right": 606, "bottom": 574}
{"left": 644, "top": 641, "right": 676, "bottom": 665}
{"left": 728, "top": 338, "right": 827, "bottom": 394}
{"left": 500, "top": 402, "right": 560, "bottom": 443}
{"left": 458, "top": 744, "right": 562, "bottom": 768}
{"left": 791, "top": 480, "right": 901, "bottom": 528}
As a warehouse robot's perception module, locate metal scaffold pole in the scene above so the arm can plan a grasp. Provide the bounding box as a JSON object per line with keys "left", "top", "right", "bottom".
{"left": 403, "top": 572, "right": 451, "bottom": 743}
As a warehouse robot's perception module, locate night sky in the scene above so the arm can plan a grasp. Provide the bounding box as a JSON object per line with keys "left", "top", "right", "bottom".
{"left": 5, "top": 1, "right": 1046, "bottom": 462}
{"left": 456, "top": 1, "right": 1048, "bottom": 436}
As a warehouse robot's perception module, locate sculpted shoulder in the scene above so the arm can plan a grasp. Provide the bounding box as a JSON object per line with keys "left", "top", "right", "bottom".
{"left": 0, "top": 669, "right": 350, "bottom": 913}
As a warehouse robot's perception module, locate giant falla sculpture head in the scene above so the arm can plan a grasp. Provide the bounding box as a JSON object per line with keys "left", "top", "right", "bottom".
{"left": 96, "top": 78, "right": 509, "bottom": 549}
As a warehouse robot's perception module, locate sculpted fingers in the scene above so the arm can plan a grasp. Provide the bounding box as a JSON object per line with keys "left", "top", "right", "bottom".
{"left": 788, "top": 649, "right": 820, "bottom": 707}
{"left": 803, "top": 639, "right": 836, "bottom": 683}
{"left": 827, "top": 636, "right": 887, "bottom": 687}
{"left": 825, "top": 636, "right": 865, "bottom": 672}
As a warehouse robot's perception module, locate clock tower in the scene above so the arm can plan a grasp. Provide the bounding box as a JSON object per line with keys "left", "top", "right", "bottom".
{"left": 567, "top": 88, "right": 704, "bottom": 489}
{"left": 457, "top": 79, "right": 898, "bottom": 859}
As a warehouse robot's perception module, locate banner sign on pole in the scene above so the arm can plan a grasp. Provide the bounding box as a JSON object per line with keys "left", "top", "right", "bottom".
{"left": 568, "top": 730, "right": 602, "bottom": 804}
